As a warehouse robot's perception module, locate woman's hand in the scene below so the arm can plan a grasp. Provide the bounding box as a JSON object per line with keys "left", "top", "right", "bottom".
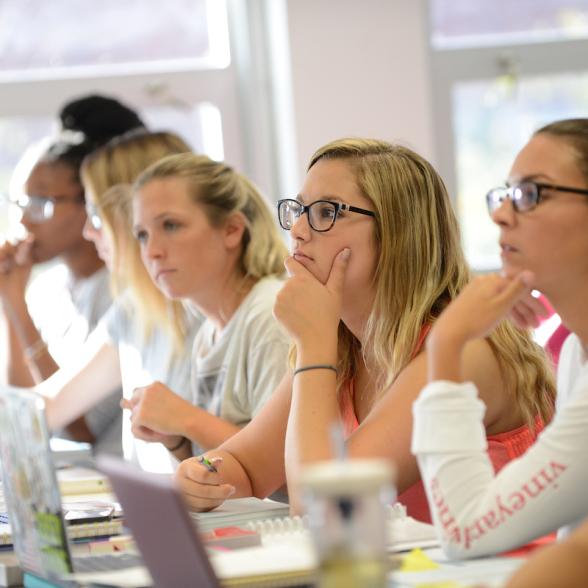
{"left": 426, "top": 272, "right": 536, "bottom": 383}
{"left": 431, "top": 271, "right": 535, "bottom": 348}
{"left": 175, "top": 456, "right": 235, "bottom": 512}
{"left": 273, "top": 248, "right": 350, "bottom": 354}
{"left": 509, "top": 291, "right": 551, "bottom": 329}
{"left": 120, "top": 381, "right": 193, "bottom": 439}
{"left": 0, "top": 238, "right": 34, "bottom": 306}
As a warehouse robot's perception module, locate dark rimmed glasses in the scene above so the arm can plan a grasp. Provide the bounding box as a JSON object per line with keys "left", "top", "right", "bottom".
{"left": 277, "top": 198, "right": 376, "bottom": 232}
{"left": 16, "top": 193, "right": 84, "bottom": 224}
{"left": 486, "top": 181, "right": 588, "bottom": 215}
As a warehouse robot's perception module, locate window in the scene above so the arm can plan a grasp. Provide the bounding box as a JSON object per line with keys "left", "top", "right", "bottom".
{"left": 429, "top": 0, "right": 588, "bottom": 269}
{"left": 0, "top": 0, "right": 240, "bottom": 239}
{"left": 0, "top": 0, "right": 226, "bottom": 76}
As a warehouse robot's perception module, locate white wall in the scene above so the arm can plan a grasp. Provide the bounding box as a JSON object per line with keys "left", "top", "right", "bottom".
{"left": 284, "top": 0, "right": 436, "bottom": 183}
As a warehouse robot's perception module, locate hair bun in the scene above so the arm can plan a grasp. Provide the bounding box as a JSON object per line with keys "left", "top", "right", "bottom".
{"left": 59, "top": 94, "right": 146, "bottom": 146}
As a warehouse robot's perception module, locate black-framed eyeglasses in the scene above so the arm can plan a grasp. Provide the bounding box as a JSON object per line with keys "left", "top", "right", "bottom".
{"left": 85, "top": 202, "right": 103, "bottom": 231}
{"left": 277, "top": 198, "right": 376, "bottom": 233}
{"left": 486, "top": 181, "right": 588, "bottom": 215}
{"left": 16, "top": 193, "right": 84, "bottom": 224}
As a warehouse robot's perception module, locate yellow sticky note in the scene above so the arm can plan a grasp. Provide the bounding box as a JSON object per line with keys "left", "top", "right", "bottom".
{"left": 399, "top": 548, "right": 440, "bottom": 572}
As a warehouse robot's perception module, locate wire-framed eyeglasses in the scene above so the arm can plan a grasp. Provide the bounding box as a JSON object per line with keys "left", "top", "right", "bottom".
{"left": 486, "top": 181, "right": 588, "bottom": 215}
{"left": 16, "top": 193, "right": 84, "bottom": 224}
{"left": 277, "top": 198, "right": 376, "bottom": 232}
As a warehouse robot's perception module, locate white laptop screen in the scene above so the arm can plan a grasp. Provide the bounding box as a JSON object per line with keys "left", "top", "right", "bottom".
{"left": 0, "top": 386, "right": 73, "bottom": 580}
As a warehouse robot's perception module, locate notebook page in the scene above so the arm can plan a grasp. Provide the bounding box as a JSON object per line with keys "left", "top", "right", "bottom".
{"left": 191, "top": 497, "right": 290, "bottom": 532}
{"left": 57, "top": 467, "right": 112, "bottom": 495}
{"left": 209, "top": 536, "right": 317, "bottom": 586}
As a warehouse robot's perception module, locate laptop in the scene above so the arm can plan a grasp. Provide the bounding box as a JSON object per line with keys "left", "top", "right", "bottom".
{"left": 95, "top": 456, "right": 319, "bottom": 588}
{"left": 0, "top": 386, "right": 140, "bottom": 587}
{"left": 97, "top": 455, "right": 220, "bottom": 588}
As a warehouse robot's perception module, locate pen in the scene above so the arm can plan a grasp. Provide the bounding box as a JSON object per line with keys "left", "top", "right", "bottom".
{"left": 198, "top": 455, "right": 218, "bottom": 473}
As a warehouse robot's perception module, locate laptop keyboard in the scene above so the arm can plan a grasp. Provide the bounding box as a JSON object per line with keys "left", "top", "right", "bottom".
{"left": 74, "top": 552, "right": 143, "bottom": 573}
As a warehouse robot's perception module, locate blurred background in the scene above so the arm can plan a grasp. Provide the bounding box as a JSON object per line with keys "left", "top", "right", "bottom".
{"left": 0, "top": 0, "right": 587, "bottom": 271}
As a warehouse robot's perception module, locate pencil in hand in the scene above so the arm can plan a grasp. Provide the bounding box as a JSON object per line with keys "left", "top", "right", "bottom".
{"left": 198, "top": 455, "right": 219, "bottom": 473}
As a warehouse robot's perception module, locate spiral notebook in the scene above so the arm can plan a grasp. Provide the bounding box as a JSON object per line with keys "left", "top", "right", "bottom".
{"left": 190, "top": 497, "right": 290, "bottom": 533}
{"left": 243, "top": 503, "right": 439, "bottom": 554}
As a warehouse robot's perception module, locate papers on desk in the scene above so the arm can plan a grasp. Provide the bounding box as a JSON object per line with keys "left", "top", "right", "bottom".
{"left": 191, "top": 497, "right": 291, "bottom": 532}
{"left": 211, "top": 536, "right": 317, "bottom": 587}
{"left": 57, "top": 466, "right": 112, "bottom": 495}
{"left": 69, "top": 538, "right": 317, "bottom": 588}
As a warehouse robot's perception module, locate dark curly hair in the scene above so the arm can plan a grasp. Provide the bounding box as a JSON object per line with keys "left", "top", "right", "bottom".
{"left": 41, "top": 94, "right": 146, "bottom": 188}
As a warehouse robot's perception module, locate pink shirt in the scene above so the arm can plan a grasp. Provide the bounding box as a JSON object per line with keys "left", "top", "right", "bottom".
{"left": 340, "top": 376, "right": 544, "bottom": 522}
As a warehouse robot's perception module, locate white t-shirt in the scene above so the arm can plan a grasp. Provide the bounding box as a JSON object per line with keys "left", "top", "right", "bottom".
{"left": 103, "top": 296, "right": 201, "bottom": 472}
{"left": 190, "top": 276, "right": 289, "bottom": 453}
{"left": 411, "top": 333, "right": 588, "bottom": 559}
{"left": 27, "top": 263, "right": 122, "bottom": 456}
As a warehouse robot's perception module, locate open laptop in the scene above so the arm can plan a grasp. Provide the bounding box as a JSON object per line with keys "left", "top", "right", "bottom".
{"left": 0, "top": 386, "right": 140, "bottom": 587}
{"left": 97, "top": 455, "right": 220, "bottom": 588}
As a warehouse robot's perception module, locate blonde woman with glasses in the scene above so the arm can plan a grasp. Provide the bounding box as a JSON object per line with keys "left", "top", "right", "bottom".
{"left": 412, "top": 118, "right": 588, "bottom": 559}
{"left": 173, "top": 138, "right": 554, "bottom": 520}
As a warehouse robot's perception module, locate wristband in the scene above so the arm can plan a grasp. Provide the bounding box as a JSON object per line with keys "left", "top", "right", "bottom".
{"left": 293, "top": 364, "right": 337, "bottom": 377}
{"left": 165, "top": 436, "right": 188, "bottom": 452}
{"left": 24, "top": 339, "right": 48, "bottom": 361}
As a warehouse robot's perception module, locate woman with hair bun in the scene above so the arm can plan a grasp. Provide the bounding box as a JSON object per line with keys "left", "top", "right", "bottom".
{"left": 0, "top": 94, "right": 144, "bottom": 455}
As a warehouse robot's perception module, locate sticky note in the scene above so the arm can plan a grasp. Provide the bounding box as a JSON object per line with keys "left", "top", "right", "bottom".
{"left": 399, "top": 548, "right": 440, "bottom": 572}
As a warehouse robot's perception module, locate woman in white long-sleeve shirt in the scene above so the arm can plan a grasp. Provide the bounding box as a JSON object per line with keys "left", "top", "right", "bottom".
{"left": 412, "top": 118, "right": 588, "bottom": 559}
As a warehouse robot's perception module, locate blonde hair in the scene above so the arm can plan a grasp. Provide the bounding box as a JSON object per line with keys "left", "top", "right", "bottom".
{"left": 308, "top": 138, "right": 554, "bottom": 426}
{"left": 80, "top": 130, "right": 192, "bottom": 350}
{"left": 133, "top": 153, "right": 287, "bottom": 281}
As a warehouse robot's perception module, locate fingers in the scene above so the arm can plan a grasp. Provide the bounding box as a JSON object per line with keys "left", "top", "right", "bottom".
{"left": 0, "top": 243, "right": 16, "bottom": 273}
{"left": 14, "top": 239, "right": 33, "bottom": 266}
{"left": 490, "top": 272, "right": 533, "bottom": 315}
{"left": 131, "top": 386, "right": 145, "bottom": 400}
{"left": 523, "top": 292, "right": 551, "bottom": 320}
{"left": 325, "top": 248, "right": 350, "bottom": 294}
{"left": 510, "top": 306, "right": 533, "bottom": 329}
{"left": 176, "top": 457, "right": 236, "bottom": 512}
{"left": 510, "top": 298, "right": 544, "bottom": 329}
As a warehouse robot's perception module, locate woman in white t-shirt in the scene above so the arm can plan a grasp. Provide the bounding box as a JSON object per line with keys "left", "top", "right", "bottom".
{"left": 123, "top": 152, "right": 290, "bottom": 459}
{"left": 411, "top": 118, "right": 588, "bottom": 558}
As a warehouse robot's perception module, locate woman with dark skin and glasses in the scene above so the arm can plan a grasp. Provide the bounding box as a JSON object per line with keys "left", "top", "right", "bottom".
{"left": 413, "top": 118, "right": 588, "bottom": 559}
{"left": 173, "top": 138, "right": 554, "bottom": 521}
{"left": 0, "top": 95, "right": 144, "bottom": 454}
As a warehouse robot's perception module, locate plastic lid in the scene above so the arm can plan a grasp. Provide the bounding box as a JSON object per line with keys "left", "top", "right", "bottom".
{"left": 300, "top": 459, "right": 395, "bottom": 495}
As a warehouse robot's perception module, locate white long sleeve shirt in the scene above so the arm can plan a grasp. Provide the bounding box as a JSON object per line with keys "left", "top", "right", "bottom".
{"left": 411, "top": 334, "right": 588, "bottom": 559}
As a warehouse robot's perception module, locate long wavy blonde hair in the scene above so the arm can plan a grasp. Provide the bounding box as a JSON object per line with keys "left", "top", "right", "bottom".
{"left": 80, "top": 130, "right": 192, "bottom": 351}
{"left": 133, "top": 153, "right": 288, "bottom": 282}
{"left": 309, "top": 138, "right": 555, "bottom": 427}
